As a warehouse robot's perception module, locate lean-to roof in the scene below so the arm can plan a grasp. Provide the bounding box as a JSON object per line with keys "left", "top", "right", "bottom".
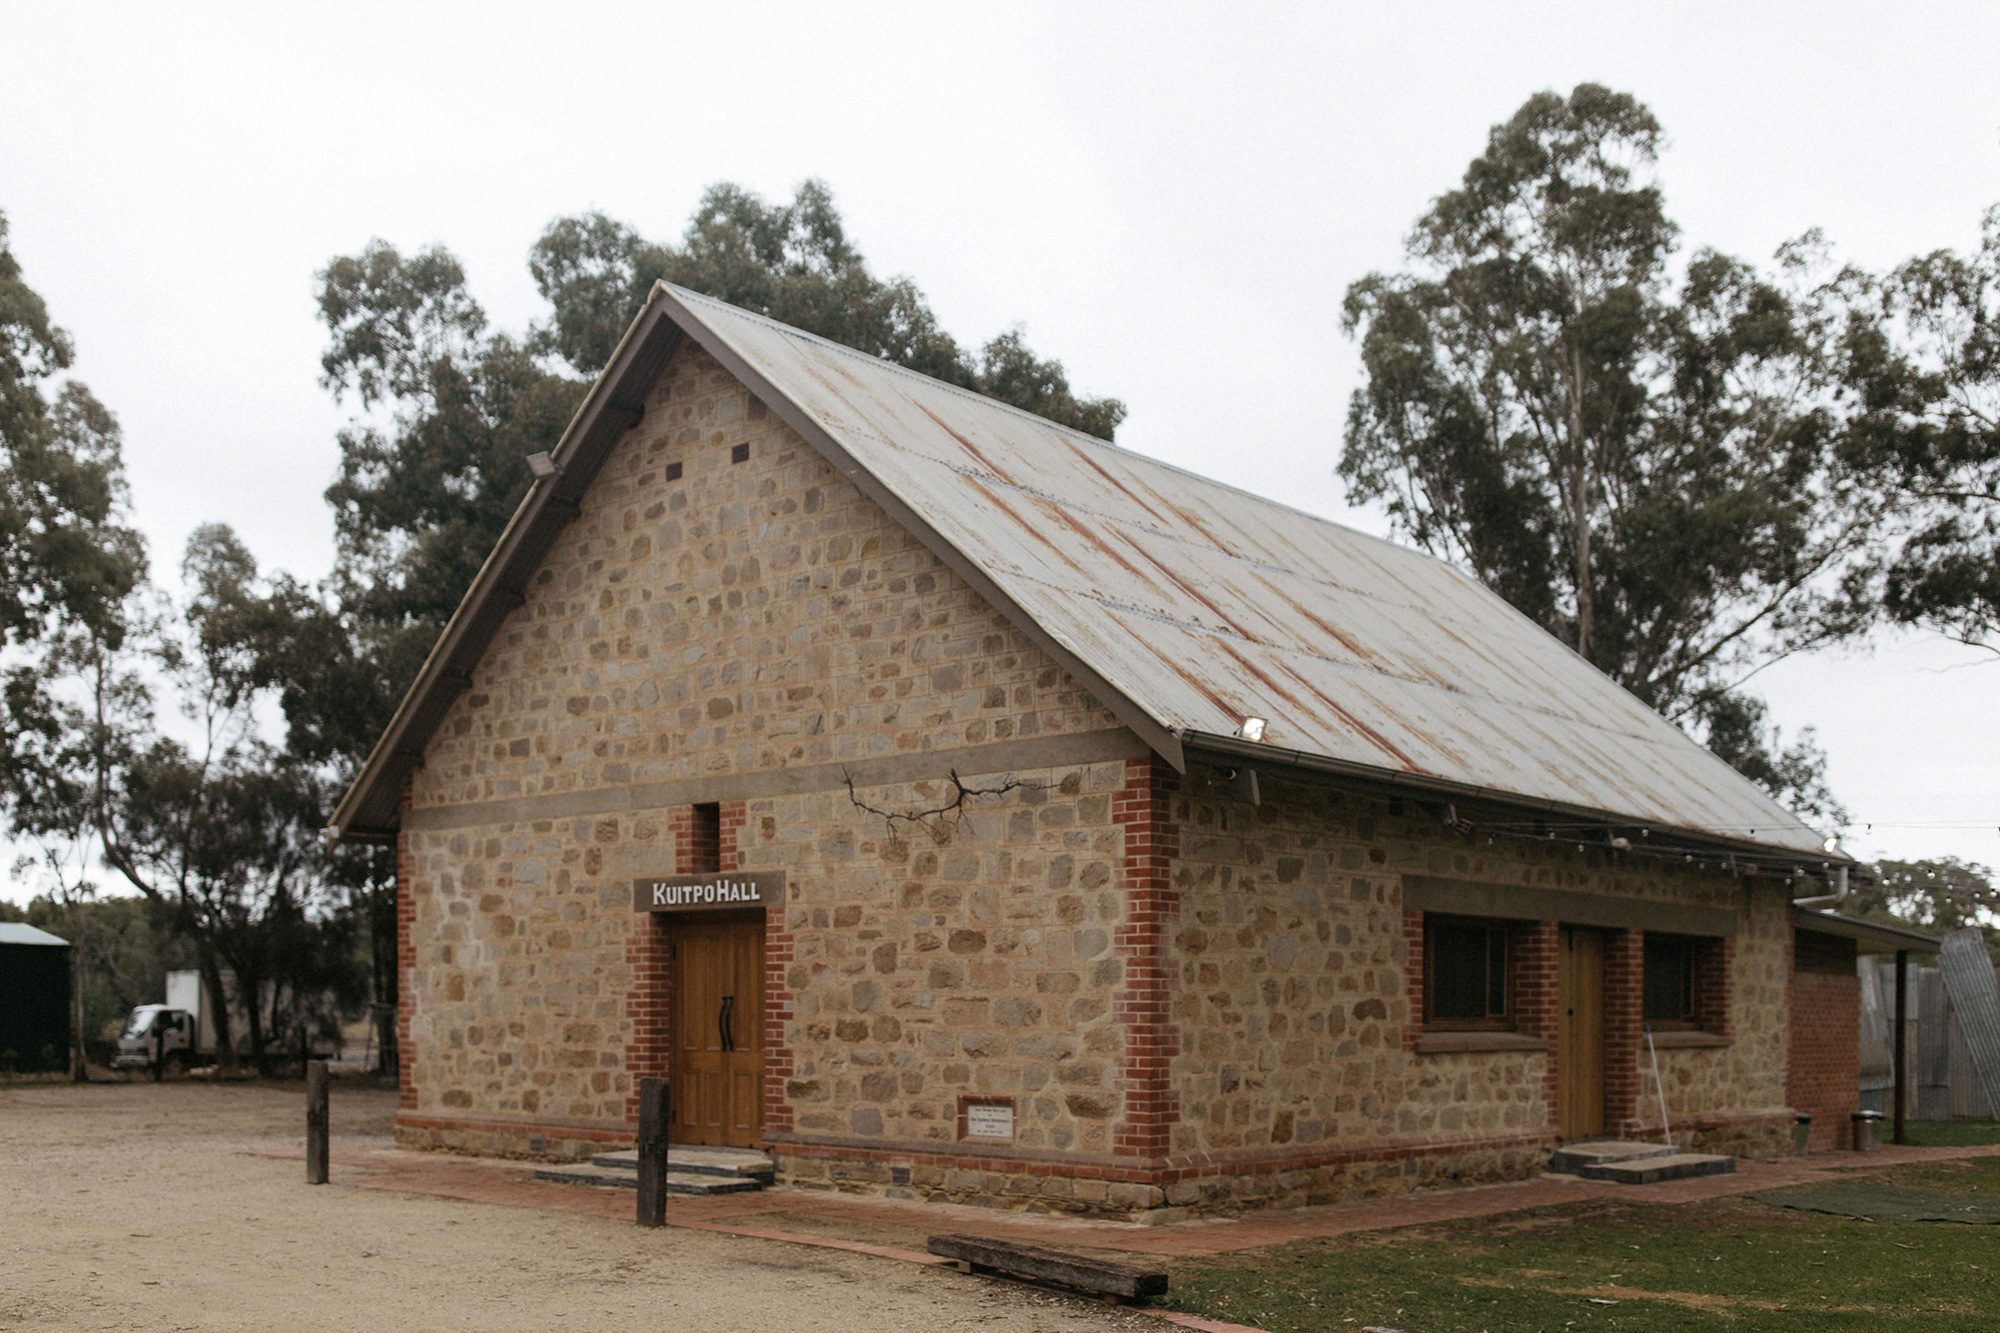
{"left": 331, "top": 284, "right": 1830, "bottom": 858}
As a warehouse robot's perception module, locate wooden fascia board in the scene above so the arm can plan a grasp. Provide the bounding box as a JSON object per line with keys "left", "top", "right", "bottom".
{"left": 329, "top": 305, "right": 685, "bottom": 839}
{"left": 647, "top": 284, "right": 1187, "bottom": 773}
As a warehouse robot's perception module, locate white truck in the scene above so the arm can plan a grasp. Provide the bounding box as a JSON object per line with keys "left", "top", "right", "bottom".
{"left": 114, "top": 970, "right": 236, "bottom": 1072}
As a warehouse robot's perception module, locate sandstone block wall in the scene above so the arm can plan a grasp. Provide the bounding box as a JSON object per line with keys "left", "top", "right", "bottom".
{"left": 395, "top": 338, "right": 1143, "bottom": 1167}
{"left": 390, "top": 334, "right": 1806, "bottom": 1216}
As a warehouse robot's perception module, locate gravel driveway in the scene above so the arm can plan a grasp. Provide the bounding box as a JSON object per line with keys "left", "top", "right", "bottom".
{"left": 0, "top": 1079, "right": 1149, "bottom": 1333}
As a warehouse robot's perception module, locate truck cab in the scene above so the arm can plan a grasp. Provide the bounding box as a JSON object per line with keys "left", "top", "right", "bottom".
{"left": 115, "top": 1005, "right": 195, "bottom": 1070}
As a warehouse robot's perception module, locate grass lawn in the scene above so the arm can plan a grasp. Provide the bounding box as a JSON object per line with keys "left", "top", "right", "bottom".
{"left": 1163, "top": 1155, "right": 2000, "bottom": 1332}
{"left": 1895, "top": 1119, "right": 2000, "bottom": 1148}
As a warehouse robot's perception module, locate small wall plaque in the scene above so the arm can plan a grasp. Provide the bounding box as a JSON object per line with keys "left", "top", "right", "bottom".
{"left": 632, "top": 872, "right": 785, "bottom": 914}
{"left": 959, "top": 1096, "right": 1015, "bottom": 1141}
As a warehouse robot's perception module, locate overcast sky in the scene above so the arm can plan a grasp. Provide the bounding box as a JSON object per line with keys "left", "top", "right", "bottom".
{"left": 3, "top": 1, "right": 1997, "bottom": 903}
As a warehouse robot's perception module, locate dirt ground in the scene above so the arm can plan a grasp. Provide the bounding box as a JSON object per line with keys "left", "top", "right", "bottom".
{"left": 0, "top": 1079, "right": 1155, "bottom": 1333}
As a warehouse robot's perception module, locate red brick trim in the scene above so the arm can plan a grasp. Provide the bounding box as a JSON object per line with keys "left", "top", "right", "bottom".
{"left": 719, "top": 799, "right": 745, "bottom": 873}
{"left": 622, "top": 912, "right": 671, "bottom": 1122}
{"left": 1402, "top": 909, "right": 1424, "bottom": 1051}
{"left": 396, "top": 775, "right": 416, "bottom": 1112}
{"left": 764, "top": 891, "right": 796, "bottom": 1139}
{"left": 1111, "top": 757, "right": 1180, "bottom": 1157}
{"left": 1603, "top": 928, "right": 1644, "bottom": 1127}
{"left": 625, "top": 800, "right": 758, "bottom": 1125}
{"left": 1697, "top": 935, "right": 1735, "bottom": 1038}
{"left": 1513, "top": 920, "right": 1560, "bottom": 1116}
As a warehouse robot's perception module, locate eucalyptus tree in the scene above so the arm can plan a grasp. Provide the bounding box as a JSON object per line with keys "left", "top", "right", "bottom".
{"left": 1340, "top": 85, "right": 1878, "bottom": 818}
{"left": 1842, "top": 207, "right": 2000, "bottom": 657}
{"left": 311, "top": 179, "right": 1127, "bottom": 764}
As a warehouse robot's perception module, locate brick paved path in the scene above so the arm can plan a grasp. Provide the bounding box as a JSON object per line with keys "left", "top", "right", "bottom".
{"left": 267, "top": 1139, "right": 2000, "bottom": 1260}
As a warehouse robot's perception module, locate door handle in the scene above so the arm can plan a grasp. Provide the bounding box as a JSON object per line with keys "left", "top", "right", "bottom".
{"left": 718, "top": 995, "right": 734, "bottom": 1052}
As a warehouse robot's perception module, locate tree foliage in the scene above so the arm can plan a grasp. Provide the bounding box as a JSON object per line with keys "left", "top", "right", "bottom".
{"left": 528, "top": 181, "right": 1126, "bottom": 437}
{"left": 0, "top": 209, "right": 145, "bottom": 653}
{"left": 310, "top": 180, "right": 1124, "bottom": 767}
{"left": 1841, "top": 208, "right": 2000, "bottom": 656}
{"left": 1340, "top": 86, "right": 1878, "bottom": 819}
{"left": 0, "top": 209, "right": 148, "bottom": 847}
{"left": 1845, "top": 857, "right": 2000, "bottom": 962}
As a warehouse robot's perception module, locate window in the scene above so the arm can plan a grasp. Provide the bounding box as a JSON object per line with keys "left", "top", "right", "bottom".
{"left": 1642, "top": 935, "right": 1698, "bottom": 1027}
{"left": 1425, "top": 918, "right": 1511, "bottom": 1029}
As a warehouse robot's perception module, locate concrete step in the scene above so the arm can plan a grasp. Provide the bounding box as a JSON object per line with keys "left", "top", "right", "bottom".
{"left": 1547, "top": 1139, "right": 1681, "bottom": 1176}
{"left": 589, "top": 1146, "right": 775, "bottom": 1182}
{"left": 532, "top": 1161, "right": 765, "bottom": 1195}
{"left": 1576, "top": 1152, "right": 1737, "bottom": 1185}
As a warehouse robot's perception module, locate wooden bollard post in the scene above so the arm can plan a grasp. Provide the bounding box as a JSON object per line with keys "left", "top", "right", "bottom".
{"left": 305, "top": 1059, "right": 329, "bottom": 1185}
{"left": 636, "top": 1076, "right": 668, "bottom": 1227}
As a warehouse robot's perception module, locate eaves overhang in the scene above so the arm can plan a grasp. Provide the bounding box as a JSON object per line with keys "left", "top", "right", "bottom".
{"left": 1794, "top": 908, "right": 1941, "bottom": 955}
{"left": 1183, "top": 730, "right": 1859, "bottom": 879}
{"left": 327, "top": 296, "right": 687, "bottom": 843}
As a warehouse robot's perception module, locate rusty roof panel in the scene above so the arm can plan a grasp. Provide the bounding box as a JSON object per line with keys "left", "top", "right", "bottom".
{"left": 660, "top": 286, "right": 1832, "bottom": 852}
{"left": 666, "top": 286, "right": 1827, "bottom": 855}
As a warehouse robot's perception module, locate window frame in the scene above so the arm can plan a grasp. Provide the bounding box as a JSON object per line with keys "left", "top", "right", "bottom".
{"left": 1422, "top": 915, "right": 1515, "bottom": 1032}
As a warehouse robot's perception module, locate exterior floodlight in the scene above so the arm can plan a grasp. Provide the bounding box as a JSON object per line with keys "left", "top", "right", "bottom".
{"left": 1237, "top": 716, "right": 1267, "bottom": 743}
{"left": 1821, "top": 836, "right": 1839, "bottom": 853}
{"left": 526, "top": 451, "right": 562, "bottom": 480}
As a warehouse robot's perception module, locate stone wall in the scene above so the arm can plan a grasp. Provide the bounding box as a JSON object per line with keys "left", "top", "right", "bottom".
{"left": 1152, "top": 765, "right": 1795, "bottom": 1212}
{"left": 394, "top": 338, "right": 1146, "bottom": 1180}
{"left": 390, "top": 334, "right": 1804, "bottom": 1217}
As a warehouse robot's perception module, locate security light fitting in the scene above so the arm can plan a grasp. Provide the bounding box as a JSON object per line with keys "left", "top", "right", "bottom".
{"left": 526, "top": 451, "right": 562, "bottom": 481}
{"left": 1236, "top": 716, "right": 1267, "bottom": 743}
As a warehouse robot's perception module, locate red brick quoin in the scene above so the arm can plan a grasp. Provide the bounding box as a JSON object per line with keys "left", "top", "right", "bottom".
{"left": 1603, "top": 928, "right": 1645, "bottom": 1130}
{"left": 1111, "top": 757, "right": 1181, "bottom": 1158}
{"left": 396, "top": 775, "right": 417, "bottom": 1111}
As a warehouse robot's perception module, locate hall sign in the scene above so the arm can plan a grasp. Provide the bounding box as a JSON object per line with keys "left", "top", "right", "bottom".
{"left": 632, "top": 872, "right": 785, "bottom": 913}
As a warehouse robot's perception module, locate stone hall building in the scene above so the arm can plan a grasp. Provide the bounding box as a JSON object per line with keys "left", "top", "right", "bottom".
{"left": 330, "top": 284, "right": 1880, "bottom": 1220}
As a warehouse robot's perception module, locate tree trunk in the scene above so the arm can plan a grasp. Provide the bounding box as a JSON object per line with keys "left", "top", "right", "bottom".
{"left": 70, "top": 932, "right": 88, "bottom": 1082}
{"left": 1568, "top": 343, "right": 1594, "bottom": 661}
{"left": 240, "top": 971, "right": 267, "bottom": 1076}
{"left": 200, "top": 949, "right": 237, "bottom": 1073}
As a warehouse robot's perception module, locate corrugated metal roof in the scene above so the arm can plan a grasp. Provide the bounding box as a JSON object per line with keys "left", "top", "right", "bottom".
{"left": 666, "top": 285, "right": 1827, "bottom": 856}
{"left": 0, "top": 922, "right": 70, "bottom": 946}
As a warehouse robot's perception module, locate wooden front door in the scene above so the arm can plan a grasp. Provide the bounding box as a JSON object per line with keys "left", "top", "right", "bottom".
{"left": 1558, "top": 926, "right": 1607, "bottom": 1139}
{"left": 671, "top": 916, "right": 765, "bottom": 1147}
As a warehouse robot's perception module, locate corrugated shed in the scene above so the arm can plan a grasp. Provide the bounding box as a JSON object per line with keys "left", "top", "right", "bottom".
{"left": 0, "top": 922, "right": 70, "bottom": 947}
{"left": 667, "top": 285, "right": 1826, "bottom": 855}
